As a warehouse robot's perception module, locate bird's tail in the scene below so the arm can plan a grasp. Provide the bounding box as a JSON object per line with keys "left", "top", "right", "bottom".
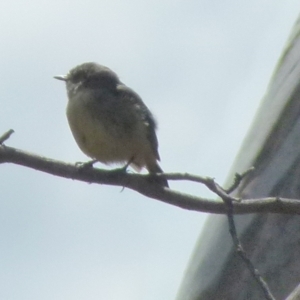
{"left": 146, "top": 162, "right": 169, "bottom": 188}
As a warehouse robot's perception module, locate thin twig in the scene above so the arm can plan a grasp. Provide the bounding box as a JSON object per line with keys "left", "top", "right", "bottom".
{"left": 225, "top": 167, "right": 255, "bottom": 194}
{"left": 161, "top": 173, "right": 240, "bottom": 201}
{"left": 0, "top": 129, "right": 14, "bottom": 144}
{"left": 223, "top": 196, "right": 276, "bottom": 300}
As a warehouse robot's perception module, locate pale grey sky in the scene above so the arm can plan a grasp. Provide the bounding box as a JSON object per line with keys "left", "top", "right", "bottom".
{"left": 0, "top": 1, "right": 299, "bottom": 299}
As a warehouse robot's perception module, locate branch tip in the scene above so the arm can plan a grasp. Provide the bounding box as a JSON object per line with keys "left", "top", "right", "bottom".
{"left": 226, "top": 166, "right": 255, "bottom": 194}
{"left": 0, "top": 129, "right": 14, "bottom": 144}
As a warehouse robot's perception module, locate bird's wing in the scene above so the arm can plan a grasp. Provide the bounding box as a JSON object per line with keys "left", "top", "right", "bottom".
{"left": 116, "top": 84, "right": 160, "bottom": 161}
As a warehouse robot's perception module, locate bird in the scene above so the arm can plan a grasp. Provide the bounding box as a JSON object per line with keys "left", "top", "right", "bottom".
{"left": 54, "top": 62, "right": 168, "bottom": 187}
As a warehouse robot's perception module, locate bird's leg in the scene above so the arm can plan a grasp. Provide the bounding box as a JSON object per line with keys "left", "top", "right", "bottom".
{"left": 114, "top": 157, "right": 134, "bottom": 173}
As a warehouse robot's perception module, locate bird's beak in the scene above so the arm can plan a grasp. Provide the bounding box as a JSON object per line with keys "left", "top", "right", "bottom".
{"left": 54, "top": 75, "right": 68, "bottom": 81}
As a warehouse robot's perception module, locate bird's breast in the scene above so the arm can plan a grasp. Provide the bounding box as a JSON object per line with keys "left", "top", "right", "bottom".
{"left": 66, "top": 93, "right": 152, "bottom": 166}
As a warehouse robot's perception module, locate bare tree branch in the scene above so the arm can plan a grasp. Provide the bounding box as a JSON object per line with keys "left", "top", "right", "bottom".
{"left": 0, "top": 132, "right": 291, "bottom": 299}
{"left": 1, "top": 143, "right": 300, "bottom": 215}
{"left": 223, "top": 192, "right": 276, "bottom": 300}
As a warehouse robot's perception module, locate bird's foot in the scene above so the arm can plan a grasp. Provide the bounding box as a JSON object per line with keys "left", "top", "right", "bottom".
{"left": 113, "top": 157, "right": 134, "bottom": 173}
{"left": 75, "top": 159, "right": 97, "bottom": 169}
{"left": 111, "top": 165, "right": 129, "bottom": 174}
{"left": 110, "top": 157, "right": 134, "bottom": 174}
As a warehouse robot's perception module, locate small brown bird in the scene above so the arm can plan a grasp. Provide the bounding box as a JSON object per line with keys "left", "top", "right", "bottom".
{"left": 54, "top": 62, "right": 168, "bottom": 187}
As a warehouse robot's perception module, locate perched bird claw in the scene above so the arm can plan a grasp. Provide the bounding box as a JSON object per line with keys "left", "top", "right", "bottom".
{"left": 75, "top": 159, "right": 97, "bottom": 169}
